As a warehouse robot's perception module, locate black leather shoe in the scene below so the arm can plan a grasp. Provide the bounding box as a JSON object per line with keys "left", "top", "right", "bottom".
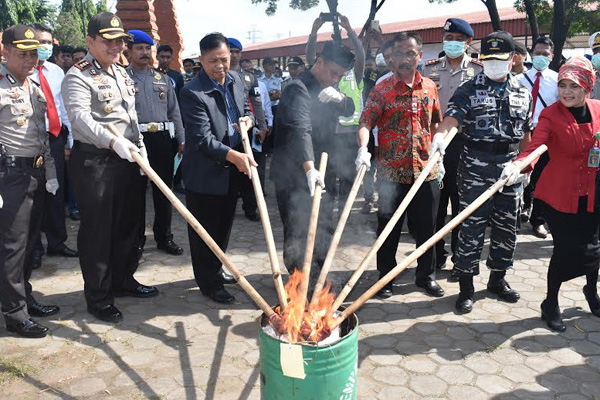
{"left": 114, "top": 284, "right": 159, "bottom": 298}
{"left": 583, "top": 285, "right": 600, "bottom": 317}
{"left": 532, "top": 224, "right": 548, "bottom": 239}
{"left": 245, "top": 211, "right": 260, "bottom": 222}
{"left": 218, "top": 269, "right": 237, "bottom": 285}
{"left": 541, "top": 300, "right": 566, "bottom": 332}
{"left": 47, "top": 245, "right": 78, "bottom": 257}
{"left": 455, "top": 293, "right": 474, "bottom": 314}
{"left": 157, "top": 239, "right": 184, "bottom": 255}
{"left": 88, "top": 304, "right": 123, "bottom": 323}
{"left": 6, "top": 318, "right": 48, "bottom": 338}
{"left": 28, "top": 302, "right": 60, "bottom": 318}
{"left": 487, "top": 279, "right": 520, "bottom": 303}
{"left": 416, "top": 280, "right": 445, "bottom": 297}
{"left": 202, "top": 288, "right": 235, "bottom": 304}
{"left": 375, "top": 288, "right": 393, "bottom": 299}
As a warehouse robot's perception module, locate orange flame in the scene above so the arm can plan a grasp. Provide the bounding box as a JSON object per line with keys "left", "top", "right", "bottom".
{"left": 274, "top": 270, "right": 336, "bottom": 343}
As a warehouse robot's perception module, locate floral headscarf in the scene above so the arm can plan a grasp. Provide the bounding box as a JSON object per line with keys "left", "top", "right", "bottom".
{"left": 558, "top": 56, "right": 597, "bottom": 93}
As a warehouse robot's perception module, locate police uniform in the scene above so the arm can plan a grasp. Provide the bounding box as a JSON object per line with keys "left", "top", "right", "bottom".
{"left": 591, "top": 32, "right": 600, "bottom": 100}
{"left": 126, "top": 30, "right": 185, "bottom": 255}
{"left": 422, "top": 18, "right": 483, "bottom": 271}
{"left": 444, "top": 32, "right": 532, "bottom": 312}
{"left": 0, "top": 25, "right": 59, "bottom": 338}
{"left": 62, "top": 13, "right": 157, "bottom": 322}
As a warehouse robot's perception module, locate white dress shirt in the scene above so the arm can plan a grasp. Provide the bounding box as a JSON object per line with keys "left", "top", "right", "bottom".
{"left": 518, "top": 67, "right": 559, "bottom": 127}
{"left": 252, "top": 80, "right": 273, "bottom": 153}
{"left": 31, "top": 61, "right": 73, "bottom": 147}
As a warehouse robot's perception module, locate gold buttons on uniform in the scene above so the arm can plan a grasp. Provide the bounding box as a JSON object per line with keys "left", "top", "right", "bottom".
{"left": 16, "top": 116, "right": 26, "bottom": 126}
{"left": 104, "top": 105, "right": 113, "bottom": 113}
{"left": 159, "top": 92, "right": 165, "bottom": 99}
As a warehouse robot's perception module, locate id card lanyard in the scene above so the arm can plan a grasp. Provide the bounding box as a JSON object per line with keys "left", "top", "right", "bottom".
{"left": 588, "top": 132, "right": 600, "bottom": 168}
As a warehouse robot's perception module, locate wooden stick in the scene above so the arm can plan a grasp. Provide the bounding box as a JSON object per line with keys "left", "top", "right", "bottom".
{"left": 298, "top": 153, "right": 328, "bottom": 309}
{"left": 106, "top": 123, "right": 277, "bottom": 319}
{"left": 332, "top": 128, "right": 458, "bottom": 311}
{"left": 239, "top": 125, "right": 288, "bottom": 310}
{"left": 310, "top": 164, "right": 367, "bottom": 305}
{"left": 332, "top": 144, "right": 548, "bottom": 328}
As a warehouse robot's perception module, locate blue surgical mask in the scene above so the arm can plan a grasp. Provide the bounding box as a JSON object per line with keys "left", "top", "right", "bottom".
{"left": 443, "top": 41, "right": 466, "bottom": 59}
{"left": 37, "top": 44, "right": 52, "bottom": 61}
{"left": 532, "top": 55, "right": 551, "bottom": 71}
{"left": 592, "top": 53, "right": 600, "bottom": 69}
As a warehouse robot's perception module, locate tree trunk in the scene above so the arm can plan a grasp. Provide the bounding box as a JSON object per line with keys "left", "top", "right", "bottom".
{"left": 550, "top": 0, "right": 568, "bottom": 71}
{"left": 523, "top": 0, "right": 540, "bottom": 42}
{"left": 482, "top": 0, "right": 502, "bottom": 31}
{"left": 359, "top": 0, "right": 387, "bottom": 38}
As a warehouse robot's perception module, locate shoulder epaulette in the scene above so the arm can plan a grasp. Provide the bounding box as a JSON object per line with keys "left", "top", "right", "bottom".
{"left": 152, "top": 68, "right": 166, "bottom": 76}
{"left": 74, "top": 60, "right": 91, "bottom": 71}
{"left": 470, "top": 59, "right": 483, "bottom": 67}
{"left": 425, "top": 58, "right": 441, "bottom": 66}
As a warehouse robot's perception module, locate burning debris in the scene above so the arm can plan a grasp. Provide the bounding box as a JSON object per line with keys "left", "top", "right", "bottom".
{"left": 264, "top": 270, "right": 341, "bottom": 345}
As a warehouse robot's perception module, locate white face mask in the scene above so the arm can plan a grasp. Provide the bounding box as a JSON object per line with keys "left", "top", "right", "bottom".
{"left": 483, "top": 59, "right": 511, "bottom": 81}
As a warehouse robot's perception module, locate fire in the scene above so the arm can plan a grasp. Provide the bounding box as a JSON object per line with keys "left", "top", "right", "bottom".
{"left": 274, "top": 270, "right": 336, "bottom": 343}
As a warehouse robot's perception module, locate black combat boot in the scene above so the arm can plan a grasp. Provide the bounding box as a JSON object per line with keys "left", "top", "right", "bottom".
{"left": 487, "top": 270, "right": 520, "bottom": 303}
{"left": 456, "top": 275, "right": 474, "bottom": 314}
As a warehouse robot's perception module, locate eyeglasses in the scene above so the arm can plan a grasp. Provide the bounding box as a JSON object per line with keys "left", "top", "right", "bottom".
{"left": 392, "top": 51, "right": 418, "bottom": 60}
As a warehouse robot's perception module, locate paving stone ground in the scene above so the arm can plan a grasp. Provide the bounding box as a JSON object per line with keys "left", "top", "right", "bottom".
{"left": 1, "top": 168, "right": 600, "bottom": 399}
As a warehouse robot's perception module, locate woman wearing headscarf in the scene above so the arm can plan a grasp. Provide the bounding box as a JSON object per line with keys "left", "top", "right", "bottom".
{"left": 502, "top": 57, "right": 600, "bottom": 332}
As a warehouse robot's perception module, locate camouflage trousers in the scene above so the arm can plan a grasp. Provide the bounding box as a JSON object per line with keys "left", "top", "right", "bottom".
{"left": 454, "top": 161, "right": 521, "bottom": 276}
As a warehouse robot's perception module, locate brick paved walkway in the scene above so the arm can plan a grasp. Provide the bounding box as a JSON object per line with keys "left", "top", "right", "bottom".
{"left": 1, "top": 173, "right": 599, "bottom": 399}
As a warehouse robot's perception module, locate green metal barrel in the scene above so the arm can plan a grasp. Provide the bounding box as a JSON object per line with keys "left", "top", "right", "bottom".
{"left": 258, "top": 313, "right": 358, "bottom": 400}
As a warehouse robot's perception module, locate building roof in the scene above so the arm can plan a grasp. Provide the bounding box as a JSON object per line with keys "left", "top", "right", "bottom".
{"left": 243, "top": 8, "right": 529, "bottom": 60}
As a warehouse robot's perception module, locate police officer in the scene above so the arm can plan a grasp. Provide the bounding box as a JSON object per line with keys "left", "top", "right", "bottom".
{"left": 590, "top": 31, "right": 600, "bottom": 100}
{"left": 422, "top": 18, "right": 483, "bottom": 277}
{"left": 62, "top": 13, "right": 158, "bottom": 323}
{"left": 433, "top": 31, "right": 533, "bottom": 314}
{"left": 0, "top": 25, "right": 60, "bottom": 338}
{"left": 126, "top": 30, "right": 185, "bottom": 255}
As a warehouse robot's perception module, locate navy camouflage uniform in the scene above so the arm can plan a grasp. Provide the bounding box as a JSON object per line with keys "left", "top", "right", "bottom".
{"left": 445, "top": 72, "right": 533, "bottom": 275}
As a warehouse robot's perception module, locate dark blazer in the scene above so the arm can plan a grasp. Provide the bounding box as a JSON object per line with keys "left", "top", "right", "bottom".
{"left": 180, "top": 70, "right": 253, "bottom": 195}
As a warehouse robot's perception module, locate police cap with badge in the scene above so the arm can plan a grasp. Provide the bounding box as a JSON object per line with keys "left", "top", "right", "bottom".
{"left": 480, "top": 31, "right": 515, "bottom": 61}
{"left": 320, "top": 41, "right": 355, "bottom": 70}
{"left": 87, "top": 12, "right": 130, "bottom": 40}
{"left": 443, "top": 18, "right": 474, "bottom": 38}
{"left": 2, "top": 25, "right": 40, "bottom": 50}
{"left": 287, "top": 56, "right": 305, "bottom": 67}
{"left": 128, "top": 30, "right": 154, "bottom": 46}
{"left": 590, "top": 31, "right": 600, "bottom": 51}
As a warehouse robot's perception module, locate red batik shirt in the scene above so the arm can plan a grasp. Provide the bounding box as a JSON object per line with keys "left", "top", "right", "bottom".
{"left": 360, "top": 72, "right": 442, "bottom": 184}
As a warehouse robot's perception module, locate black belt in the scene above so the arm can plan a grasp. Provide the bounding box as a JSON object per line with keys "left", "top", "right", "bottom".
{"left": 468, "top": 141, "right": 520, "bottom": 154}
{"left": 0, "top": 155, "right": 44, "bottom": 169}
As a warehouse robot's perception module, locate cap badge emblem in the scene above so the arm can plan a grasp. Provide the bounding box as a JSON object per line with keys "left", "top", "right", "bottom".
{"left": 25, "top": 29, "right": 35, "bottom": 39}
{"left": 110, "top": 17, "right": 120, "bottom": 27}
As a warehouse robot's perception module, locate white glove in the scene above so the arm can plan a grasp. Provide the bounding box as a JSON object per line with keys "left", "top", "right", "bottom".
{"left": 355, "top": 147, "right": 371, "bottom": 171}
{"left": 437, "top": 157, "right": 445, "bottom": 183}
{"left": 514, "top": 171, "right": 531, "bottom": 186}
{"left": 112, "top": 136, "right": 139, "bottom": 162}
{"left": 306, "top": 168, "right": 325, "bottom": 197}
{"left": 45, "top": 178, "right": 59, "bottom": 195}
{"left": 139, "top": 146, "right": 148, "bottom": 176}
{"left": 318, "top": 87, "right": 345, "bottom": 103}
{"left": 500, "top": 162, "right": 523, "bottom": 186}
{"left": 430, "top": 132, "right": 447, "bottom": 156}
{"left": 0, "top": 194, "right": 3, "bottom": 209}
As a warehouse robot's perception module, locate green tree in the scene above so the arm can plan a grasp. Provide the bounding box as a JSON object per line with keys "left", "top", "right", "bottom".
{"left": 53, "top": 11, "right": 86, "bottom": 47}
{"left": 59, "top": 0, "right": 108, "bottom": 36}
{"left": 0, "top": 0, "right": 56, "bottom": 31}
{"left": 251, "top": 0, "right": 320, "bottom": 15}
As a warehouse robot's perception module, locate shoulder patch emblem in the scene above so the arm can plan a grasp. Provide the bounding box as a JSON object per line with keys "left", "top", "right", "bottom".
{"left": 75, "top": 60, "right": 91, "bottom": 71}
{"left": 425, "top": 58, "right": 440, "bottom": 66}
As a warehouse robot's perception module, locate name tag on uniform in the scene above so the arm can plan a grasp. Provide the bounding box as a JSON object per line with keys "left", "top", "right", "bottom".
{"left": 470, "top": 96, "right": 496, "bottom": 107}
{"left": 589, "top": 146, "right": 600, "bottom": 168}
{"left": 509, "top": 96, "right": 528, "bottom": 108}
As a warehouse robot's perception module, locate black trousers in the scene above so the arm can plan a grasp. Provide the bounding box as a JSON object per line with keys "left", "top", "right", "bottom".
{"left": 523, "top": 153, "right": 550, "bottom": 226}
{"left": 69, "top": 144, "right": 144, "bottom": 308}
{"left": 240, "top": 150, "right": 266, "bottom": 214}
{"left": 328, "top": 133, "right": 357, "bottom": 206}
{"left": 0, "top": 165, "right": 45, "bottom": 325}
{"left": 435, "top": 138, "right": 462, "bottom": 265}
{"left": 377, "top": 179, "right": 440, "bottom": 284}
{"left": 186, "top": 167, "right": 243, "bottom": 292}
{"left": 141, "top": 130, "right": 175, "bottom": 244}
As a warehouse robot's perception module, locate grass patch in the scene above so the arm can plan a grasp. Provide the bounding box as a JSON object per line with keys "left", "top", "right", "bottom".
{"left": 0, "top": 357, "right": 39, "bottom": 385}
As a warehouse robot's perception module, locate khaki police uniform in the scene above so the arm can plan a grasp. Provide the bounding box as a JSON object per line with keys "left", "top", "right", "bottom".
{"left": 126, "top": 65, "right": 184, "bottom": 247}
{"left": 0, "top": 63, "right": 56, "bottom": 326}
{"left": 62, "top": 54, "right": 147, "bottom": 309}
{"left": 422, "top": 55, "right": 483, "bottom": 269}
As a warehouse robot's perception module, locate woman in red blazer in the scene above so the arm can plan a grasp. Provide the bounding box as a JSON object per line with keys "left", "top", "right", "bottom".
{"left": 504, "top": 57, "right": 600, "bottom": 332}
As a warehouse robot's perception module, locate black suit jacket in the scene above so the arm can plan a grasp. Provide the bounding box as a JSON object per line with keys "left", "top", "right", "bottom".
{"left": 180, "top": 70, "right": 253, "bottom": 195}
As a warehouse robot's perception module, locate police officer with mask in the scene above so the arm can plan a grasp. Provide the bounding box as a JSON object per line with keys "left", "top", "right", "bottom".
{"left": 63, "top": 13, "right": 158, "bottom": 323}
{"left": 0, "top": 25, "right": 60, "bottom": 338}
{"left": 433, "top": 31, "right": 533, "bottom": 314}
{"left": 126, "top": 30, "right": 185, "bottom": 256}
{"left": 423, "top": 18, "right": 483, "bottom": 278}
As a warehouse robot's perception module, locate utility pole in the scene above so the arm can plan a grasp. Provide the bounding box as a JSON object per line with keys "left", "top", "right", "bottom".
{"left": 247, "top": 25, "right": 262, "bottom": 44}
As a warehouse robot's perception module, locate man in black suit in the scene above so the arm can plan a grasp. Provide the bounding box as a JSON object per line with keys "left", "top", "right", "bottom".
{"left": 179, "top": 33, "right": 255, "bottom": 304}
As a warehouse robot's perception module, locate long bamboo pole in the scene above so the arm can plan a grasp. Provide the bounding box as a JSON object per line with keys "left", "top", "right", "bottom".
{"left": 310, "top": 164, "right": 367, "bottom": 305}
{"left": 239, "top": 127, "right": 288, "bottom": 310}
{"left": 332, "top": 128, "right": 458, "bottom": 311}
{"left": 332, "top": 144, "right": 548, "bottom": 328}
{"left": 107, "top": 123, "right": 277, "bottom": 320}
{"left": 298, "top": 153, "right": 328, "bottom": 309}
